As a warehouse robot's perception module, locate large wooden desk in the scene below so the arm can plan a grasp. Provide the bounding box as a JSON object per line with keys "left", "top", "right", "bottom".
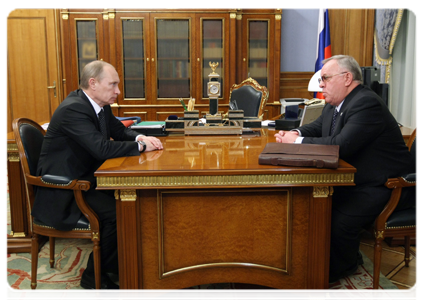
{"left": 95, "top": 128, "right": 356, "bottom": 289}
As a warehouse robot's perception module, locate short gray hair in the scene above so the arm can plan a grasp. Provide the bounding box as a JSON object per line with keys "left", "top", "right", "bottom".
{"left": 323, "top": 55, "right": 363, "bottom": 84}
{"left": 79, "top": 60, "right": 115, "bottom": 89}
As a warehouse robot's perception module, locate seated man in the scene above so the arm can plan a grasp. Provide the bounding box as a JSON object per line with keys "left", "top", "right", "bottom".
{"left": 274, "top": 55, "right": 413, "bottom": 282}
{"left": 34, "top": 60, "right": 163, "bottom": 289}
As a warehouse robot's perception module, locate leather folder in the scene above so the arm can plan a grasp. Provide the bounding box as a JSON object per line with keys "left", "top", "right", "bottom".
{"left": 258, "top": 143, "right": 339, "bottom": 169}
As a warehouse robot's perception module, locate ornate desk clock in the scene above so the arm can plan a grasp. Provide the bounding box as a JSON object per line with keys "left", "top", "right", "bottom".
{"left": 207, "top": 62, "right": 220, "bottom": 115}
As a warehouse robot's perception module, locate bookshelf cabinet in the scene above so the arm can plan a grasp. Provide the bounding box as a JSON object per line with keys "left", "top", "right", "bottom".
{"left": 60, "top": 9, "right": 281, "bottom": 120}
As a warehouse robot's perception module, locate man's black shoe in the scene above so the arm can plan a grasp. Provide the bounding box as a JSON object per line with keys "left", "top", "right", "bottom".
{"left": 80, "top": 271, "right": 119, "bottom": 289}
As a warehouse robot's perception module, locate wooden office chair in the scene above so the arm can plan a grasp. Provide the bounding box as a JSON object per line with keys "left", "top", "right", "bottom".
{"left": 229, "top": 77, "right": 269, "bottom": 119}
{"left": 12, "top": 118, "right": 102, "bottom": 289}
{"left": 372, "top": 128, "right": 416, "bottom": 289}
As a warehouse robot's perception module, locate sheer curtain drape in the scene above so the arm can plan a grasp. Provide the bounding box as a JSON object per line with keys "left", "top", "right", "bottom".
{"left": 390, "top": 10, "right": 416, "bottom": 128}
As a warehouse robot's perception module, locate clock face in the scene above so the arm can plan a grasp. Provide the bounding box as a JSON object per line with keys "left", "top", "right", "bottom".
{"left": 208, "top": 82, "right": 220, "bottom": 97}
{"left": 210, "top": 84, "right": 219, "bottom": 94}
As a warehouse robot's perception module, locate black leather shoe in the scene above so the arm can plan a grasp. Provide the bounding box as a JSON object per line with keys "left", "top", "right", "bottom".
{"left": 80, "top": 271, "right": 119, "bottom": 289}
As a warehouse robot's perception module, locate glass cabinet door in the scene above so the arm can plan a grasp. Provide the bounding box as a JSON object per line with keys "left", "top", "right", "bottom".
{"left": 76, "top": 20, "right": 98, "bottom": 78}
{"left": 247, "top": 20, "right": 269, "bottom": 88}
{"left": 201, "top": 19, "right": 224, "bottom": 99}
{"left": 121, "top": 19, "right": 146, "bottom": 99}
{"left": 155, "top": 18, "right": 191, "bottom": 99}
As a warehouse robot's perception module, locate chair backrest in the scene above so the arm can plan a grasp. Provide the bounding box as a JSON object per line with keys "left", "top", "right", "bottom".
{"left": 407, "top": 125, "right": 420, "bottom": 173}
{"left": 229, "top": 78, "right": 269, "bottom": 119}
{"left": 12, "top": 118, "right": 45, "bottom": 176}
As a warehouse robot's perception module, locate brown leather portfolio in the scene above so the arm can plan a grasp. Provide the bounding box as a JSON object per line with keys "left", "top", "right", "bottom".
{"left": 259, "top": 143, "right": 340, "bottom": 169}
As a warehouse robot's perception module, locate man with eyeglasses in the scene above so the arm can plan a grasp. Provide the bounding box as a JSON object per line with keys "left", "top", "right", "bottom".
{"left": 274, "top": 55, "right": 413, "bottom": 283}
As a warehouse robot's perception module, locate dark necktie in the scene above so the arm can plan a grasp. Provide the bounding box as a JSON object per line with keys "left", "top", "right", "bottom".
{"left": 330, "top": 109, "right": 339, "bottom": 135}
{"left": 98, "top": 109, "right": 107, "bottom": 139}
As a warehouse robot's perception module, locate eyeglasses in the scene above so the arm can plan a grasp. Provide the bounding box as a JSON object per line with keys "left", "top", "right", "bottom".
{"left": 318, "top": 72, "right": 348, "bottom": 84}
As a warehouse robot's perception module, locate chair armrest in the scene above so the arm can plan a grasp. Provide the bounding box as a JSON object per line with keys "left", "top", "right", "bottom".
{"left": 41, "top": 174, "right": 73, "bottom": 185}
{"left": 403, "top": 173, "right": 416, "bottom": 183}
{"left": 375, "top": 173, "right": 416, "bottom": 230}
{"left": 25, "top": 173, "right": 99, "bottom": 232}
{"left": 25, "top": 174, "right": 91, "bottom": 191}
{"left": 385, "top": 173, "right": 416, "bottom": 189}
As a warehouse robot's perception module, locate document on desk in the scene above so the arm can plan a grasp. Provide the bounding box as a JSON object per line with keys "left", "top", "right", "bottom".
{"left": 131, "top": 121, "right": 165, "bottom": 129}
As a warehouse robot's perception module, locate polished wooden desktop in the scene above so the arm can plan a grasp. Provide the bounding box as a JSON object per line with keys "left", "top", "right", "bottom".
{"left": 95, "top": 128, "right": 356, "bottom": 289}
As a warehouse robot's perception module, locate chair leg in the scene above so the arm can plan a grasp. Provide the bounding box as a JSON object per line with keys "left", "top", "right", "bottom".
{"left": 373, "top": 237, "right": 383, "bottom": 289}
{"left": 49, "top": 237, "right": 56, "bottom": 268}
{"left": 31, "top": 233, "right": 40, "bottom": 290}
{"left": 93, "top": 240, "right": 102, "bottom": 289}
{"left": 404, "top": 236, "right": 411, "bottom": 267}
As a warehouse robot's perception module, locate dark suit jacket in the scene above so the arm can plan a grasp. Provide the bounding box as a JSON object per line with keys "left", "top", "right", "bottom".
{"left": 33, "top": 89, "right": 140, "bottom": 230}
{"left": 298, "top": 85, "right": 412, "bottom": 216}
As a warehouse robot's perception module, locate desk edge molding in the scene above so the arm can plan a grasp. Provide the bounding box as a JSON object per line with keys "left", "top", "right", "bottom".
{"left": 97, "top": 173, "right": 355, "bottom": 189}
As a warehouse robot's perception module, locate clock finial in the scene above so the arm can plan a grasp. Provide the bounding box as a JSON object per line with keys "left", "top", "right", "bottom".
{"left": 209, "top": 61, "right": 219, "bottom": 74}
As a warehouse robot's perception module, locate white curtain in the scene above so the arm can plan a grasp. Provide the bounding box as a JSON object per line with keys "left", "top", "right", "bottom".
{"left": 390, "top": 10, "right": 416, "bottom": 129}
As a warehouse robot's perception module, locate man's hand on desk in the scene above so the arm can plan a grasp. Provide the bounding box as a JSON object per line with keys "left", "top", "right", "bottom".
{"left": 274, "top": 130, "right": 298, "bottom": 143}
{"left": 137, "top": 136, "right": 163, "bottom": 151}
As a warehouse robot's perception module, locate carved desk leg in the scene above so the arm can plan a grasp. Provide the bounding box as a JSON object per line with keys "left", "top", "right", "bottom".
{"left": 115, "top": 189, "right": 141, "bottom": 289}
{"left": 307, "top": 186, "right": 333, "bottom": 289}
{"left": 7, "top": 149, "right": 32, "bottom": 253}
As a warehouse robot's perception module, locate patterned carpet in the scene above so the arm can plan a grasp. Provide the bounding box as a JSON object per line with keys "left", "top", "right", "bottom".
{"left": 5, "top": 173, "right": 408, "bottom": 300}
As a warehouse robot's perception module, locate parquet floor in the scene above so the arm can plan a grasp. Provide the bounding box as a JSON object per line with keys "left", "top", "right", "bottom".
{"left": 360, "top": 231, "right": 416, "bottom": 289}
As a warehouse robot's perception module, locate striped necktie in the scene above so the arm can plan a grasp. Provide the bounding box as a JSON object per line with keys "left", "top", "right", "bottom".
{"left": 330, "top": 109, "right": 339, "bottom": 135}
{"left": 98, "top": 109, "right": 107, "bottom": 139}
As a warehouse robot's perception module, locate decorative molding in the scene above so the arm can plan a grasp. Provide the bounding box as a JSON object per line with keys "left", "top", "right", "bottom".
{"left": 10, "top": 231, "right": 26, "bottom": 238}
{"left": 97, "top": 173, "right": 354, "bottom": 188}
{"left": 8, "top": 143, "right": 18, "bottom": 151}
{"left": 62, "top": 13, "right": 69, "bottom": 20}
{"left": 116, "top": 189, "right": 137, "bottom": 201}
{"left": 313, "top": 186, "right": 334, "bottom": 198}
{"left": 8, "top": 152, "right": 20, "bottom": 162}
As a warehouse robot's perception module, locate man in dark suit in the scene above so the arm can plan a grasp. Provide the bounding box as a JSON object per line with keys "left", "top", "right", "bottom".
{"left": 34, "top": 60, "right": 163, "bottom": 289}
{"left": 274, "top": 55, "right": 413, "bottom": 283}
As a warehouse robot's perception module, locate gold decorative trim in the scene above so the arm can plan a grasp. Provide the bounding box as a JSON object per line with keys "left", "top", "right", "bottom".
{"left": 11, "top": 231, "right": 26, "bottom": 238}
{"left": 275, "top": 14, "right": 281, "bottom": 21}
{"left": 8, "top": 152, "right": 20, "bottom": 162}
{"left": 92, "top": 232, "right": 99, "bottom": 240}
{"left": 389, "top": 9, "right": 404, "bottom": 55}
{"left": 386, "top": 224, "right": 416, "bottom": 230}
{"left": 108, "top": 12, "right": 115, "bottom": 19}
{"left": 161, "top": 262, "right": 287, "bottom": 278}
{"left": 7, "top": 143, "right": 18, "bottom": 151}
{"left": 313, "top": 186, "right": 334, "bottom": 198}
{"left": 62, "top": 13, "right": 69, "bottom": 20}
{"left": 230, "top": 13, "right": 236, "bottom": 19}
{"left": 374, "top": 9, "right": 404, "bottom": 83}
{"left": 98, "top": 173, "right": 354, "bottom": 189}
{"left": 117, "top": 189, "right": 137, "bottom": 201}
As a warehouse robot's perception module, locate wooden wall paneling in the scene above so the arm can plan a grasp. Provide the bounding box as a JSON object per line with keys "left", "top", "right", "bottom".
{"left": 7, "top": 9, "right": 62, "bottom": 132}
{"left": 4, "top": 53, "right": 13, "bottom": 133}
{"left": 279, "top": 72, "right": 315, "bottom": 100}
{"left": 228, "top": 12, "right": 237, "bottom": 92}
{"left": 235, "top": 11, "right": 243, "bottom": 83}
{"left": 329, "top": 9, "right": 375, "bottom": 67}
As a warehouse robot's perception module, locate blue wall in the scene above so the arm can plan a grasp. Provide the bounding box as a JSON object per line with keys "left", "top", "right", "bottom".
{"left": 280, "top": 9, "right": 319, "bottom": 72}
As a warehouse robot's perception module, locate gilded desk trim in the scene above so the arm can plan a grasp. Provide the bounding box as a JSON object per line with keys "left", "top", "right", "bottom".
{"left": 97, "top": 173, "right": 354, "bottom": 189}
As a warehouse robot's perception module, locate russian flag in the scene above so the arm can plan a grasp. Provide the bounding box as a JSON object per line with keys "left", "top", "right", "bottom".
{"left": 315, "top": 9, "right": 332, "bottom": 99}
